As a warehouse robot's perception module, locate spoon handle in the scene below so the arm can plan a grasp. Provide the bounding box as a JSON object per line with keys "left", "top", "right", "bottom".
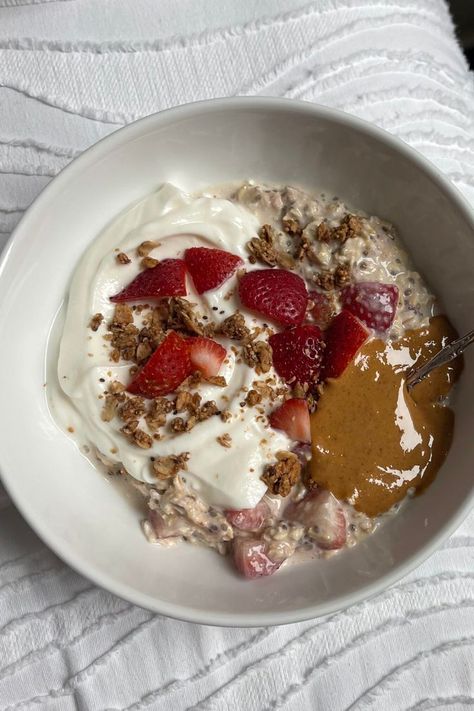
{"left": 406, "top": 328, "right": 474, "bottom": 391}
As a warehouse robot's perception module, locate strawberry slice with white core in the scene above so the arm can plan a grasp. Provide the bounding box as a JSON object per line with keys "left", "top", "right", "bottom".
{"left": 128, "top": 330, "right": 191, "bottom": 398}
{"left": 225, "top": 500, "right": 270, "bottom": 531}
{"left": 239, "top": 268, "right": 308, "bottom": 326}
{"left": 341, "top": 282, "right": 399, "bottom": 332}
{"left": 110, "top": 259, "right": 187, "bottom": 302}
{"left": 188, "top": 336, "right": 226, "bottom": 377}
{"left": 321, "top": 310, "right": 368, "bottom": 380}
{"left": 233, "top": 537, "right": 282, "bottom": 578}
{"left": 285, "top": 489, "right": 347, "bottom": 550}
{"left": 269, "top": 398, "right": 311, "bottom": 443}
{"left": 269, "top": 325, "right": 325, "bottom": 385}
{"left": 184, "top": 247, "right": 243, "bottom": 294}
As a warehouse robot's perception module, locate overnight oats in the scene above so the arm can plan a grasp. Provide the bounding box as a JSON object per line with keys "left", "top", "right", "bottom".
{"left": 49, "top": 182, "right": 461, "bottom": 578}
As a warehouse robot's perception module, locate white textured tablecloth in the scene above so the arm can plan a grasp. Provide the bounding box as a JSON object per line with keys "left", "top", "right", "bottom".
{"left": 1, "top": 1, "right": 474, "bottom": 709}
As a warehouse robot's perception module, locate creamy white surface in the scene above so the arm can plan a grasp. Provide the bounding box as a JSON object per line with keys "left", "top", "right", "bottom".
{"left": 50, "top": 184, "right": 291, "bottom": 509}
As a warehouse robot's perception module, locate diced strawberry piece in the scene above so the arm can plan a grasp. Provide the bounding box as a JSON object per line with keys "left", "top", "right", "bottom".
{"left": 225, "top": 500, "right": 270, "bottom": 531}
{"left": 110, "top": 259, "right": 187, "bottom": 302}
{"left": 341, "top": 282, "right": 399, "bottom": 332}
{"left": 188, "top": 336, "right": 226, "bottom": 377}
{"left": 184, "top": 247, "right": 243, "bottom": 294}
{"left": 285, "top": 489, "right": 347, "bottom": 550}
{"left": 128, "top": 331, "right": 191, "bottom": 398}
{"left": 239, "top": 269, "right": 308, "bottom": 326}
{"left": 269, "top": 398, "right": 311, "bottom": 443}
{"left": 269, "top": 325, "right": 325, "bottom": 385}
{"left": 308, "top": 291, "right": 334, "bottom": 329}
{"left": 321, "top": 310, "right": 368, "bottom": 380}
{"left": 233, "top": 537, "right": 282, "bottom": 579}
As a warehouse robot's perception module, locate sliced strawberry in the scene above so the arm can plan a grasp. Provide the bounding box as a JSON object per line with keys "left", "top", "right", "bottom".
{"left": 239, "top": 269, "right": 308, "bottom": 326}
{"left": 285, "top": 489, "right": 347, "bottom": 550}
{"left": 341, "top": 282, "right": 399, "bottom": 332}
{"left": 269, "top": 398, "right": 310, "bottom": 443}
{"left": 308, "top": 291, "right": 334, "bottom": 329}
{"left": 269, "top": 325, "right": 325, "bottom": 385}
{"left": 225, "top": 500, "right": 270, "bottom": 531}
{"left": 110, "top": 259, "right": 187, "bottom": 302}
{"left": 189, "top": 336, "right": 226, "bottom": 377}
{"left": 184, "top": 247, "right": 243, "bottom": 294}
{"left": 321, "top": 310, "right": 368, "bottom": 380}
{"left": 233, "top": 537, "right": 282, "bottom": 578}
{"left": 128, "top": 331, "right": 191, "bottom": 398}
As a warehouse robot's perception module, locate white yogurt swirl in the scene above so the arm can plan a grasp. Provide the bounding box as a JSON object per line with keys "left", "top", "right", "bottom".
{"left": 49, "top": 184, "right": 291, "bottom": 509}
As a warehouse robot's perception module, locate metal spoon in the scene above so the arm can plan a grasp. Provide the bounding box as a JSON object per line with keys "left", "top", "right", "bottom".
{"left": 406, "top": 328, "right": 474, "bottom": 391}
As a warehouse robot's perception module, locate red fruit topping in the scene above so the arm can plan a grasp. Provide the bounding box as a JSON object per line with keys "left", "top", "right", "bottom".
{"left": 233, "top": 537, "right": 282, "bottom": 579}
{"left": 269, "top": 325, "right": 325, "bottom": 385}
{"left": 285, "top": 489, "right": 347, "bottom": 550}
{"left": 184, "top": 247, "right": 243, "bottom": 294}
{"left": 269, "top": 398, "right": 311, "bottom": 443}
{"left": 225, "top": 500, "right": 270, "bottom": 531}
{"left": 308, "top": 291, "right": 334, "bottom": 329}
{"left": 128, "top": 331, "right": 191, "bottom": 398}
{"left": 189, "top": 336, "right": 226, "bottom": 377}
{"left": 341, "top": 281, "right": 399, "bottom": 332}
{"left": 110, "top": 259, "right": 187, "bottom": 302}
{"left": 239, "top": 269, "right": 308, "bottom": 326}
{"left": 321, "top": 310, "right": 368, "bottom": 380}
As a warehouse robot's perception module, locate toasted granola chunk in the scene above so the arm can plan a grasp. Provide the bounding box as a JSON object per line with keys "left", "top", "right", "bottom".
{"left": 220, "top": 313, "right": 250, "bottom": 341}
{"left": 217, "top": 433, "right": 232, "bottom": 448}
{"left": 243, "top": 340, "right": 272, "bottom": 375}
{"left": 137, "top": 240, "right": 158, "bottom": 257}
{"left": 315, "top": 221, "right": 333, "bottom": 242}
{"left": 262, "top": 451, "right": 301, "bottom": 497}
{"left": 89, "top": 313, "right": 104, "bottom": 332}
{"left": 168, "top": 297, "right": 206, "bottom": 336}
{"left": 199, "top": 401, "right": 220, "bottom": 421}
{"left": 175, "top": 391, "right": 202, "bottom": 414}
{"left": 152, "top": 453, "right": 190, "bottom": 480}
{"left": 314, "top": 263, "right": 351, "bottom": 291}
{"left": 141, "top": 256, "right": 159, "bottom": 269}
{"left": 282, "top": 215, "right": 303, "bottom": 236}
{"left": 333, "top": 214, "right": 363, "bottom": 242}
{"left": 133, "top": 428, "right": 153, "bottom": 449}
{"left": 247, "top": 224, "right": 295, "bottom": 270}
{"left": 145, "top": 397, "right": 174, "bottom": 431}
{"left": 116, "top": 252, "right": 131, "bottom": 265}
{"left": 113, "top": 303, "right": 134, "bottom": 326}
{"left": 245, "top": 389, "right": 262, "bottom": 406}
{"left": 118, "top": 396, "right": 146, "bottom": 423}
{"left": 101, "top": 394, "right": 120, "bottom": 422}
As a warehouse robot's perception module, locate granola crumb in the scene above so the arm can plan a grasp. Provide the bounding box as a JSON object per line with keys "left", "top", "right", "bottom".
{"left": 67, "top": 426, "right": 74, "bottom": 433}
{"left": 243, "top": 340, "right": 272, "bottom": 374}
{"left": 247, "top": 224, "right": 295, "bottom": 269}
{"left": 137, "top": 240, "right": 158, "bottom": 257}
{"left": 221, "top": 410, "right": 232, "bottom": 423}
{"left": 152, "top": 453, "right": 190, "bottom": 480}
{"left": 261, "top": 451, "right": 301, "bottom": 496}
{"left": 217, "top": 433, "right": 232, "bottom": 448}
{"left": 282, "top": 215, "right": 302, "bottom": 236}
{"left": 89, "top": 313, "right": 104, "bottom": 332}
{"left": 116, "top": 252, "right": 131, "bottom": 265}
{"left": 220, "top": 312, "right": 250, "bottom": 341}
{"left": 245, "top": 389, "right": 262, "bottom": 406}
{"left": 113, "top": 303, "right": 134, "bottom": 326}
{"left": 141, "top": 256, "right": 159, "bottom": 269}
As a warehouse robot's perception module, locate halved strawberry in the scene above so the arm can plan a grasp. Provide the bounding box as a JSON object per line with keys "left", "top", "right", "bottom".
{"left": 189, "top": 336, "right": 226, "bottom": 377}
{"left": 269, "top": 398, "right": 310, "bottom": 443}
{"left": 184, "top": 247, "right": 243, "bottom": 294}
{"left": 285, "top": 489, "right": 347, "bottom": 550}
{"left": 341, "top": 282, "right": 399, "bottom": 332}
{"left": 239, "top": 269, "right": 308, "bottom": 326}
{"left": 110, "top": 259, "right": 187, "bottom": 302}
{"left": 308, "top": 291, "right": 334, "bottom": 329}
{"left": 321, "top": 309, "right": 368, "bottom": 380}
{"left": 269, "top": 325, "right": 325, "bottom": 385}
{"left": 128, "top": 331, "right": 191, "bottom": 398}
{"left": 225, "top": 500, "right": 270, "bottom": 531}
{"left": 233, "top": 537, "right": 282, "bottom": 579}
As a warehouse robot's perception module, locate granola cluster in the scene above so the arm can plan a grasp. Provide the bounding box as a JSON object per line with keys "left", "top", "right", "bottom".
{"left": 262, "top": 451, "right": 302, "bottom": 497}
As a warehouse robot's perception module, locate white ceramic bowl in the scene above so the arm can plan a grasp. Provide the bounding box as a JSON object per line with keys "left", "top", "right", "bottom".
{"left": 0, "top": 98, "right": 473, "bottom": 627}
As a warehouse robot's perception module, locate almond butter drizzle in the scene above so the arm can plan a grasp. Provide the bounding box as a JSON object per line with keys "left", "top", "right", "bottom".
{"left": 310, "top": 316, "right": 462, "bottom": 516}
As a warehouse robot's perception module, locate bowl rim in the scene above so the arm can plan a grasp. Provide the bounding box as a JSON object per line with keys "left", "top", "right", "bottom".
{"left": 1, "top": 96, "right": 473, "bottom": 627}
